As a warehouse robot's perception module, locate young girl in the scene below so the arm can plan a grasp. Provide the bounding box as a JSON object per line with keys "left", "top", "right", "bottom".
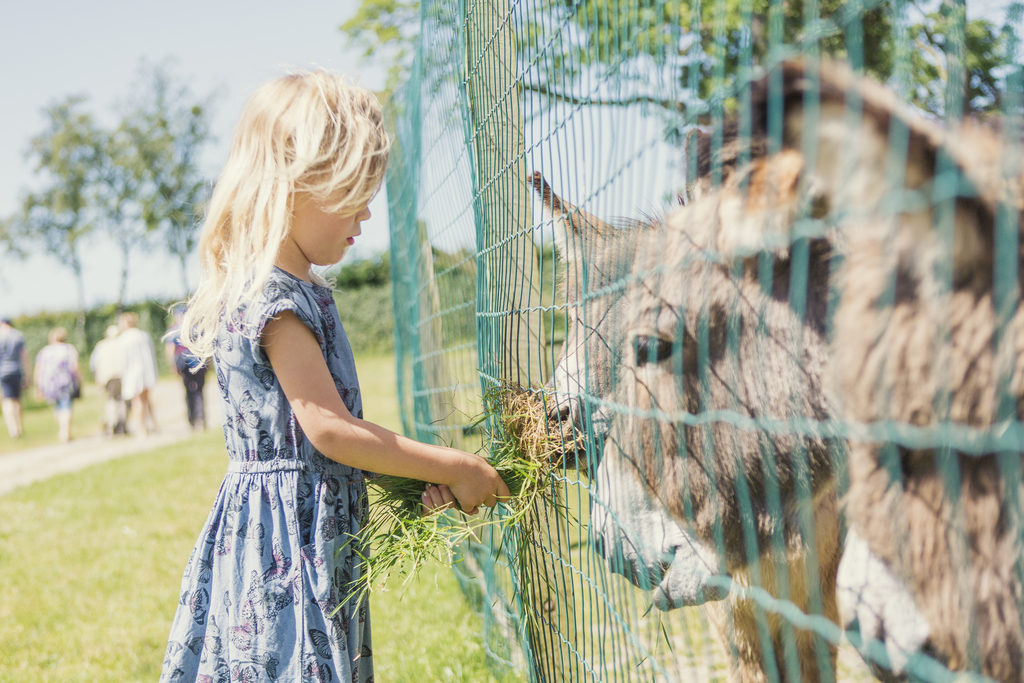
{"left": 160, "top": 71, "right": 509, "bottom": 683}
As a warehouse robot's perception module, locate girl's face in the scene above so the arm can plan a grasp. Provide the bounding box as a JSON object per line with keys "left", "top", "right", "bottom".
{"left": 279, "top": 192, "right": 371, "bottom": 278}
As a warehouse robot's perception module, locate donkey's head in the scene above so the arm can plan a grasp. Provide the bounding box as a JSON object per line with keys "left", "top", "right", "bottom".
{"left": 531, "top": 173, "right": 729, "bottom": 607}
{"left": 530, "top": 172, "right": 651, "bottom": 447}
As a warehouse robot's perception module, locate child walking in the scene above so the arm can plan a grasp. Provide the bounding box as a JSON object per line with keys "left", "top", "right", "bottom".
{"left": 160, "top": 71, "right": 509, "bottom": 683}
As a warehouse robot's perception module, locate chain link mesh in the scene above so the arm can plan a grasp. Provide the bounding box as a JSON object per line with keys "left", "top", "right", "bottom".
{"left": 384, "top": 1, "right": 1024, "bottom": 681}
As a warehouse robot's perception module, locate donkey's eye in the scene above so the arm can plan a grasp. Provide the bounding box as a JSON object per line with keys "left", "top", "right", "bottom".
{"left": 633, "top": 335, "right": 675, "bottom": 366}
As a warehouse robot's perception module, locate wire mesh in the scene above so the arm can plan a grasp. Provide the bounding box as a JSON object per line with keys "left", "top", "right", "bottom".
{"left": 384, "top": 0, "right": 1024, "bottom": 681}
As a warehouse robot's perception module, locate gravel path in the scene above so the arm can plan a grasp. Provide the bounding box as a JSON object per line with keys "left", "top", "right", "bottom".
{"left": 0, "top": 378, "right": 222, "bottom": 497}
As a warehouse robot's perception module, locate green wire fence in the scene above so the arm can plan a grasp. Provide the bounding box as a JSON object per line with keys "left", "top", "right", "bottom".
{"left": 383, "top": 0, "right": 1024, "bottom": 681}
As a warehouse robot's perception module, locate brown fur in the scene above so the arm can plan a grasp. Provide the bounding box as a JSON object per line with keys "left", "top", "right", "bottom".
{"left": 538, "top": 59, "right": 1024, "bottom": 682}
{"left": 834, "top": 125, "right": 1024, "bottom": 679}
{"left": 604, "top": 144, "right": 841, "bottom": 683}
{"left": 744, "top": 60, "right": 1024, "bottom": 682}
{"left": 750, "top": 60, "right": 1024, "bottom": 681}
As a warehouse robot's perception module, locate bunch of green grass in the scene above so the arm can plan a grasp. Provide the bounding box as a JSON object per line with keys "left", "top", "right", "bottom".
{"left": 342, "top": 384, "right": 583, "bottom": 608}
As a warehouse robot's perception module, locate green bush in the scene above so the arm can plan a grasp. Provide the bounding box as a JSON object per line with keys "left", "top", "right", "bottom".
{"left": 334, "top": 282, "right": 395, "bottom": 354}
{"left": 331, "top": 252, "right": 391, "bottom": 289}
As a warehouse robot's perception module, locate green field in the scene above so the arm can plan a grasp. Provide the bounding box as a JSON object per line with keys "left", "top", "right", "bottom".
{"left": 0, "top": 354, "right": 519, "bottom": 683}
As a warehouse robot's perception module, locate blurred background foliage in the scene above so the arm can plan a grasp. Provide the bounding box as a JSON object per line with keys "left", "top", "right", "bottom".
{"left": 8, "top": 300, "right": 178, "bottom": 381}
{"left": 1, "top": 61, "right": 213, "bottom": 342}
{"left": 7, "top": 254, "right": 398, "bottom": 382}
{"left": 341, "top": 0, "right": 1008, "bottom": 118}
{"left": 330, "top": 252, "right": 397, "bottom": 354}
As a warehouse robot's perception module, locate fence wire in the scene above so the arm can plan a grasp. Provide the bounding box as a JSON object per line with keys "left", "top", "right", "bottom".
{"left": 385, "top": 0, "right": 1024, "bottom": 681}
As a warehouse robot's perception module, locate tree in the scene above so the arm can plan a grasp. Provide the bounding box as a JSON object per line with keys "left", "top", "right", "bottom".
{"left": 909, "top": 8, "right": 1005, "bottom": 115}
{"left": 341, "top": 0, "right": 1014, "bottom": 119}
{"left": 96, "top": 119, "right": 149, "bottom": 310}
{"left": 2, "top": 64, "right": 213, "bottom": 323}
{"left": 125, "top": 63, "right": 213, "bottom": 296}
{"left": 7, "top": 96, "right": 103, "bottom": 342}
{"left": 341, "top": 0, "right": 422, "bottom": 91}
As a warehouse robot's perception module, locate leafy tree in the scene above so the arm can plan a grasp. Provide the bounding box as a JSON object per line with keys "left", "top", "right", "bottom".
{"left": 3, "top": 65, "right": 213, "bottom": 323}
{"left": 125, "top": 63, "right": 213, "bottom": 296}
{"left": 96, "top": 118, "right": 149, "bottom": 309}
{"left": 6, "top": 96, "right": 103, "bottom": 341}
{"left": 332, "top": 251, "right": 392, "bottom": 288}
{"left": 909, "top": 9, "right": 1004, "bottom": 114}
{"left": 341, "top": 0, "right": 1013, "bottom": 119}
{"left": 341, "top": 0, "right": 422, "bottom": 91}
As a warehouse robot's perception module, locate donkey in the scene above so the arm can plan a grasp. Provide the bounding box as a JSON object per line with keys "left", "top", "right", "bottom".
{"left": 532, "top": 172, "right": 732, "bottom": 607}
{"left": 533, "top": 84, "right": 843, "bottom": 683}
{"left": 539, "top": 59, "right": 1024, "bottom": 683}
{"left": 597, "top": 150, "right": 842, "bottom": 683}
{"left": 824, "top": 76, "right": 1024, "bottom": 681}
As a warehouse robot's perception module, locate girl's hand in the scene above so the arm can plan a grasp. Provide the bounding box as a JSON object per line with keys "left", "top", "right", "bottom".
{"left": 447, "top": 456, "right": 512, "bottom": 515}
{"left": 421, "top": 484, "right": 456, "bottom": 516}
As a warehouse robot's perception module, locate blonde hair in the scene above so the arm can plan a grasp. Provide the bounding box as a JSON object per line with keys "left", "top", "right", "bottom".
{"left": 182, "top": 70, "right": 390, "bottom": 360}
{"left": 48, "top": 327, "right": 67, "bottom": 344}
{"left": 119, "top": 311, "right": 139, "bottom": 329}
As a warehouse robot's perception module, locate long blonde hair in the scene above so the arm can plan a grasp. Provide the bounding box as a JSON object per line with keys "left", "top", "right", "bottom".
{"left": 182, "top": 70, "right": 390, "bottom": 360}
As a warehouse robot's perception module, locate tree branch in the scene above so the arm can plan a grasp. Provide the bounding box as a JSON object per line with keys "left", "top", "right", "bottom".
{"left": 521, "top": 80, "right": 686, "bottom": 113}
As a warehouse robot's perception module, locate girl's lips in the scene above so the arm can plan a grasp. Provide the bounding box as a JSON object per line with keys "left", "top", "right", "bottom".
{"left": 347, "top": 237, "right": 355, "bottom": 245}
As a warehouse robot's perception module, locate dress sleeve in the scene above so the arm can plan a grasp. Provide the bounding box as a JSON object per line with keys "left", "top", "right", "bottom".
{"left": 249, "top": 278, "right": 324, "bottom": 367}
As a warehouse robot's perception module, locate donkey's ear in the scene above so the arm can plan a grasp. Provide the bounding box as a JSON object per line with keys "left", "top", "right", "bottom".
{"left": 751, "top": 59, "right": 945, "bottom": 193}
{"left": 530, "top": 172, "right": 613, "bottom": 260}
{"left": 759, "top": 60, "right": 1010, "bottom": 277}
{"left": 780, "top": 58, "right": 1017, "bottom": 211}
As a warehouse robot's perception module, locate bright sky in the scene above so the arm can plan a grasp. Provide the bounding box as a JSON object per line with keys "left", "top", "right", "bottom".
{"left": 0, "top": 0, "right": 389, "bottom": 318}
{"left": 0, "top": 0, "right": 1015, "bottom": 319}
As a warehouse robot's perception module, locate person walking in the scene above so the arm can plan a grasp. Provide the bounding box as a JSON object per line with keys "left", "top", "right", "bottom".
{"left": 90, "top": 325, "right": 127, "bottom": 435}
{"left": 33, "top": 327, "right": 81, "bottom": 442}
{"left": 0, "top": 318, "right": 29, "bottom": 439}
{"left": 118, "top": 312, "right": 159, "bottom": 436}
{"left": 165, "top": 307, "right": 208, "bottom": 431}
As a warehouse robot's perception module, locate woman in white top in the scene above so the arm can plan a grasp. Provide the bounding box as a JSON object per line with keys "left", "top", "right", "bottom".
{"left": 118, "top": 312, "right": 159, "bottom": 436}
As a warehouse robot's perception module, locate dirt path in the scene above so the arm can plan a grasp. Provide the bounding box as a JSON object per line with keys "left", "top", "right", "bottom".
{"left": 0, "top": 378, "right": 222, "bottom": 497}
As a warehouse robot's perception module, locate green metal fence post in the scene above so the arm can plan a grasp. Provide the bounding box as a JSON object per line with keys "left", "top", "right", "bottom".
{"left": 463, "top": 1, "right": 578, "bottom": 680}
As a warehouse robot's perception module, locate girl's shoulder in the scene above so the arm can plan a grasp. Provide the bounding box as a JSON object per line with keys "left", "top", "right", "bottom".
{"left": 260, "top": 266, "right": 315, "bottom": 301}
{"left": 260, "top": 268, "right": 335, "bottom": 314}
{"left": 245, "top": 267, "right": 338, "bottom": 345}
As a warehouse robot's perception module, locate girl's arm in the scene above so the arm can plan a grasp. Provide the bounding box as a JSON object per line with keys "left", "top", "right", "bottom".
{"left": 262, "top": 311, "right": 510, "bottom": 514}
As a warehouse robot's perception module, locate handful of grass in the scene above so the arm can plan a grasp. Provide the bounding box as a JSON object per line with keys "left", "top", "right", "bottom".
{"left": 341, "top": 385, "right": 582, "bottom": 607}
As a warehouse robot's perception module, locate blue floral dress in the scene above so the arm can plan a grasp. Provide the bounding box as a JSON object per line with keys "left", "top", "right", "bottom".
{"left": 161, "top": 267, "right": 373, "bottom": 683}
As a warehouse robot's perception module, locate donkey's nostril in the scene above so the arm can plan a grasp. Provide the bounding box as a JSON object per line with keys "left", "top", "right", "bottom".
{"left": 634, "top": 335, "right": 675, "bottom": 366}
{"left": 548, "top": 399, "right": 573, "bottom": 422}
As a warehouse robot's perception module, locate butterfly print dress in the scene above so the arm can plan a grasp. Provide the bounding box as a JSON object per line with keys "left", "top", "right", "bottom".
{"left": 161, "top": 267, "right": 373, "bottom": 683}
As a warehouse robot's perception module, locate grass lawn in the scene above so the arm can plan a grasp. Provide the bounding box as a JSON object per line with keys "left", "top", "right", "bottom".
{"left": 0, "top": 354, "right": 519, "bottom": 683}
